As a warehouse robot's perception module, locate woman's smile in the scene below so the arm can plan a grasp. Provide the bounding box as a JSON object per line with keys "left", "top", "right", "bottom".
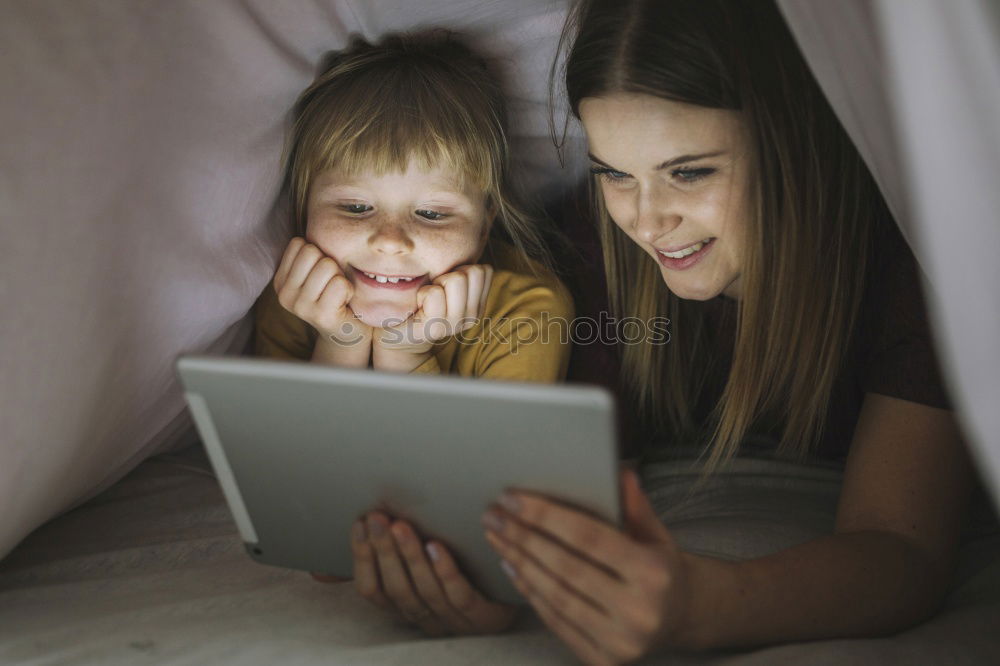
{"left": 654, "top": 237, "right": 717, "bottom": 270}
{"left": 579, "top": 92, "right": 749, "bottom": 301}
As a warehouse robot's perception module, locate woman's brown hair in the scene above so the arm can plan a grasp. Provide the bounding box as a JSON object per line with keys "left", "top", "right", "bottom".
{"left": 559, "top": 0, "right": 886, "bottom": 474}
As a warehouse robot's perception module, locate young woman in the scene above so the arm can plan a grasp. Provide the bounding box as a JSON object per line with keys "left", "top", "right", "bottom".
{"left": 479, "top": 0, "right": 978, "bottom": 661}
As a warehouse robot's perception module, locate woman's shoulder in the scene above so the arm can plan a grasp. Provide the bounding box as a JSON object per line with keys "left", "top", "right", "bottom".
{"left": 856, "top": 219, "right": 952, "bottom": 410}
{"left": 481, "top": 240, "right": 575, "bottom": 321}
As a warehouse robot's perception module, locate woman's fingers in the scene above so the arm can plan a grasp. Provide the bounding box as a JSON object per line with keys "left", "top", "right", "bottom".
{"left": 485, "top": 529, "right": 612, "bottom": 636}
{"left": 522, "top": 584, "right": 618, "bottom": 666}
{"left": 489, "top": 494, "right": 638, "bottom": 576}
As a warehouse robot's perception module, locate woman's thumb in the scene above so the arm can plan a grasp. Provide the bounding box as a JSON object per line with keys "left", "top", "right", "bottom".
{"left": 622, "top": 468, "right": 673, "bottom": 544}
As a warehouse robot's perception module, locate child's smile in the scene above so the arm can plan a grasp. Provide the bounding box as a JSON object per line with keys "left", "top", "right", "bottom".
{"left": 351, "top": 266, "right": 427, "bottom": 291}
{"left": 305, "top": 162, "right": 491, "bottom": 327}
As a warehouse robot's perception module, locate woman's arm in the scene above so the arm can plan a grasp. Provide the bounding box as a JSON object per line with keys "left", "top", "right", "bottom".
{"left": 685, "top": 392, "right": 974, "bottom": 648}
{"left": 484, "top": 392, "right": 976, "bottom": 660}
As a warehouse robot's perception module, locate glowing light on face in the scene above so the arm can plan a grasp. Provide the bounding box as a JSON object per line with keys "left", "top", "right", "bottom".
{"left": 305, "top": 162, "right": 490, "bottom": 327}
{"left": 580, "top": 93, "right": 750, "bottom": 301}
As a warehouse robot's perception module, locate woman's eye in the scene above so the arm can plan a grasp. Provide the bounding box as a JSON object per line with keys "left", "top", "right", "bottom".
{"left": 672, "top": 167, "right": 716, "bottom": 183}
{"left": 415, "top": 209, "right": 448, "bottom": 221}
{"left": 339, "top": 203, "right": 372, "bottom": 214}
{"left": 590, "top": 166, "right": 632, "bottom": 187}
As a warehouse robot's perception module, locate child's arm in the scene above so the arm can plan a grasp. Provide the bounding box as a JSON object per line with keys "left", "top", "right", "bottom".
{"left": 482, "top": 393, "right": 975, "bottom": 659}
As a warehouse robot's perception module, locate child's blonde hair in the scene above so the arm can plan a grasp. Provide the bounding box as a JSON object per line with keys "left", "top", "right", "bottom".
{"left": 284, "top": 30, "right": 552, "bottom": 271}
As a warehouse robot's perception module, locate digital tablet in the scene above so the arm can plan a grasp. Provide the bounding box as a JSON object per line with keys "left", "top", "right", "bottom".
{"left": 175, "top": 355, "right": 621, "bottom": 604}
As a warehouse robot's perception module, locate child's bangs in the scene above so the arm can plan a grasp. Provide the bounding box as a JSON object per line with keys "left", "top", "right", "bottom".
{"left": 306, "top": 72, "right": 499, "bottom": 192}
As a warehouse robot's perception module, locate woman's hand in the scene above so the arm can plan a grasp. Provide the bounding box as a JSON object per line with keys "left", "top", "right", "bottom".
{"left": 372, "top": 264, "right": 493, "bottom": 371}
{"left": 352, "top": 510, "right": 518, "bottom": 636}
{"left": 483, "top": 469, "right": 696, "bottom": 664}
{"left": 273, "top": 237, "right": 372, "bottom": 347}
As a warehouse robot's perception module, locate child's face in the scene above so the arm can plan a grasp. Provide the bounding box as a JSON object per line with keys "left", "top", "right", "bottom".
{"left": 579, "top": 92, "right": 750, "bottom": 301}
{"left": 305, "top": 161, "right": 491, "bottom": 328}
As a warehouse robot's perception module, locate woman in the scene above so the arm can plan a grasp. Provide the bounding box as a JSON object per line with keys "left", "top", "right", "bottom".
{"left": 479, "top": 0, "right": 978, "bottom": 660}
{"left": 347, "top": 0, "right": 980, "bottom": 660}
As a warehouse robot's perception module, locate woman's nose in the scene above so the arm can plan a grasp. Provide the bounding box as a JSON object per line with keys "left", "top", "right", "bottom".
{"left": 632, "top": 188, "right": 681, "bottom": 243}
{"left": 367, "top": 219, "right": 414, "bottom": 255}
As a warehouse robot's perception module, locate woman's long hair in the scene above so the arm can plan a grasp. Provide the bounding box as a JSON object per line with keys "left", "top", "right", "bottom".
{"left": 559, "top": 0, "right": 885, "bottom": 474}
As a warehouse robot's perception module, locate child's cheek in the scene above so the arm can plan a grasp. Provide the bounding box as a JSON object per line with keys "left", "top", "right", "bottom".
{"left": 304, "top": 217, "right": 352, "bottom": 264}
{"left": 422, "top": 223, "right": 490, "bottom": 276}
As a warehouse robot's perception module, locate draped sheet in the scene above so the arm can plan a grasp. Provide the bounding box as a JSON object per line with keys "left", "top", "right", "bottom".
{"left": 777, "top": 0, "right": 1000, "bottom": 505}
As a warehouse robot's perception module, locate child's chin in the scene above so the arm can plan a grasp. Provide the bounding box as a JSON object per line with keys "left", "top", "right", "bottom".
{"left": 351, "top": 301, "right": 415, "bottom": 329}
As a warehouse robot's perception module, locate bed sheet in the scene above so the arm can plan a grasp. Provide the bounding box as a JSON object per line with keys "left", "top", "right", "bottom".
{"left": 2, "top": 447, "right": 998, "bottom": 665}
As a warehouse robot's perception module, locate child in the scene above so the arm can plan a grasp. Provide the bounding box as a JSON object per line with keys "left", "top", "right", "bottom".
{"left": 253, "top": 32, "right": 573, "bottom": 633}
{"left": 256, "top": 32, "right": 573, "bottom": 380}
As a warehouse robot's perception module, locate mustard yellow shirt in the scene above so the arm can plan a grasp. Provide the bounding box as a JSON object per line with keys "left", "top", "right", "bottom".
{"left": 253, "top": 241, "right": 574, "bottom": 383}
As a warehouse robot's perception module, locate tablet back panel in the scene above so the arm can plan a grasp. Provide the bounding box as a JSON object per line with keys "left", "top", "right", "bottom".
{"left": 176, "top": 356, "right": 620, "bottom": 604}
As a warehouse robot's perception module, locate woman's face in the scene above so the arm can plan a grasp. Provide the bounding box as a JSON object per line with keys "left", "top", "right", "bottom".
{"left": 305, "top": 161, "right": 490, "bottom": 328}
{"left": 579, "top": 93, "right": 750, "bottom": 301}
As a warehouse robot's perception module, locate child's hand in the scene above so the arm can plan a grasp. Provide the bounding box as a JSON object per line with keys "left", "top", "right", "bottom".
{"left": 375, "top": 264, "right": 494, "bottom": 354}
{"left": 273, "top": 237, "right": 372, "bottom": 346}
{"left": 352, "top": 511, "right": 518, "bottom": 636}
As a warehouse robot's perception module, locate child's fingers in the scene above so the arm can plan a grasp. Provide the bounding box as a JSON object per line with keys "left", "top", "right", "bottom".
{"left": 429, "top": 538, "right": 518, "bottom": 633}
{"left": 351, "top": 519, "right": 391, "bottom": 609}
{"left": 478, "top": 265, "right": 494, "bottom": 317}
{"left": 457, "top": 266, "right": 485, "bottom": 324}
{"left": 276, "top": 243, "right": 322, "bottom": 310}
{"left": 272, "top": 237, "right": 306, "bottom": 293}
{"left": 316, "top": 273, "right": 353, "bottom": 312}
{"left": 365, "top": 513, "right": 432, "bottom": 623}
{"left": 390, "top": 522, "right": 473, "bottom": 634}
{"left": 417, "top": 285, "right": 447, "bottom": 340}
{"left": 300, "top": 257, "right": 340, "bottom": 303}
{"left": 438, "top": 272, "right": 469, "bottom": 333}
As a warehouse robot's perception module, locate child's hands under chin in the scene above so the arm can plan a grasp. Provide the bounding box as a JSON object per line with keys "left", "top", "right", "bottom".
{"left": 273, "top": 237, "right": 372, "bottom": 346}
{"left": 352, "top": 511, "right": 518, "bottom": 636}
{"left": 372, "top": 264, "right": 493, "bottom": 371}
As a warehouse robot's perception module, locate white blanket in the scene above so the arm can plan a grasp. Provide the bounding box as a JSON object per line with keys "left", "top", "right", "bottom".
{"left": 2, "top": 448, "right": 998, "bottom": 665}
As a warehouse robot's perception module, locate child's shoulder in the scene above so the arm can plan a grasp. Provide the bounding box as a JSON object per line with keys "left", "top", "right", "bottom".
{"left": 482, "top": 240, "right": 575, "bottom": 321}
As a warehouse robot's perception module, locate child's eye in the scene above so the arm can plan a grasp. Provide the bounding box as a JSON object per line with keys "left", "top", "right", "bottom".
{"left": 672, "top": 167, "right": 716, "bottom": 183}
{"left": 415, "top": 209, "right": 448, "bottom": 221}
{"left": 339, "top": 203, "right": 372, "bottom": 215}
{"left": 590, "top": 165, "right": 633, "bottom": 188}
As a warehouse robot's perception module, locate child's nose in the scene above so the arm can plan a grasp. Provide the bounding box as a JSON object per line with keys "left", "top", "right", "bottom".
{"left": 367, "top": 220, "right": 414, "bottom": 255}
